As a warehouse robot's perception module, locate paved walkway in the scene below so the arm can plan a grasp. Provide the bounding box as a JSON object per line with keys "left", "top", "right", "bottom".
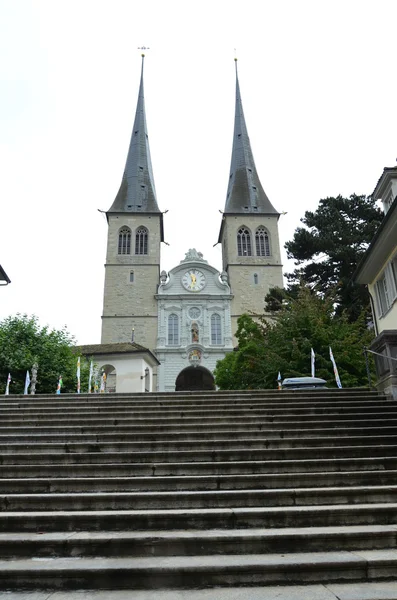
{"left": 1, "top": 583, "right": 397, "bottom": 600}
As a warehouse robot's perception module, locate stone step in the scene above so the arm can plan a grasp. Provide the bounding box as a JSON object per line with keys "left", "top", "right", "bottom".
{"left": 0, "top": 504, "right": 396, "bottom": 532}
{"left": 2, "top": 425, "right": 397, "bottom": 443}
{"left": 2, "top": 470, "right": 397, "bottom": 493}
{"left": 1, "top": 434, "right": 397, "bottom": 454}
{"left": 0, "top": 400, "right": 394, "bottom": 418}
{"left": 0, "top": 397, "right": 385, "bottom": 413}
{"left": 0, "top": 389, "right": 395, "bottom": 594}
{"left": 2, "top": 411, "right": 396, "bottom": 428}
{"left": 2, "top": 444, "right": 397, "bottom": 465}
{"left": 0, "top": 456, "right": 396, "bottom": 478}
{"left": 1, "top": 389, "right": 380, "bottom": 403}
{"left": 1, "top": 486, "right": 397, "bottom": 512}
{"left": 0, "top": 550, "right": 395, "bottom": 590}
{"left": 0, "top": 445, "right": 397, "bottom": 465}
{"left": 0, "top": 525, "right": 396, "bottom": 559}
{"left": 0, "top": 412, "right": 397, "bottom": 434}
{"left": 0, "top": 582, "right": 396, "bottom": 600}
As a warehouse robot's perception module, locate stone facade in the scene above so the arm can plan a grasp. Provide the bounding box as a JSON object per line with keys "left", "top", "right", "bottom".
{"left": 101, "top": 213, "right": 161, "bottom": 351}
{"left": 220, "top": 214, "right": 283, "bottom": 342}
{"left": 100, "top": 60, "right": 284, "bottom": 391}
{"left": 155, "top": 250, "right": 234, "bottom": 392}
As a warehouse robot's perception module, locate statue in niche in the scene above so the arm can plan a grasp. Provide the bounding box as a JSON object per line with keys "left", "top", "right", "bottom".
{"left": 191, "top": 322, "right": 199, "bottom": 343}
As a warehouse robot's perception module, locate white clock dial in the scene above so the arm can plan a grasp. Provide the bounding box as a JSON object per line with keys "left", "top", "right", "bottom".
{"left": 182, "top": 269, "right": 206, "bottom": 292}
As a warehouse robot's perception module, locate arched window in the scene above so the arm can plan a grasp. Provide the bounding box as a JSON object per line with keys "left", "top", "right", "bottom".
{"left": 211, "top": 314, "right": 222, "bottom": 345}
{"left": 135, "top": 226, "right": 148, "bottom": 255}
{"left": 255, "top": 227, "right": 271, "bottom": 256}
{"left": 129, "top": 271, "right": 134, "bottom": 283}
{"left": 237, "top": 227, "right": 252, "bottom": 256}
{"left": 254, "top": 273, "right": 258, "bottom": 285}
{"left": 168, "top": 314, "right": 179, "bottom": 345}
{"left": 118, "top": 227, "right": 131, "bottom": 255}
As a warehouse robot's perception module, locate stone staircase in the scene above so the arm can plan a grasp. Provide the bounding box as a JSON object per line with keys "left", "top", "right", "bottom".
{"left": 0, "top": 389, "right": 397, "bottom": 597}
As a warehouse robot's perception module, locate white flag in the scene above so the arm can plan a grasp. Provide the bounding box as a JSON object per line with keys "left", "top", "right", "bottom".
{"left": 56, "top": 376, "right": 63, "bottom": 395}
{"left": 329, "top": 347, "right": 342, "bottom": 389}
{"left": 76, "top": 356, "right": 81, "bottom": 394}
{"left": 88, "top": 360, "right": 94, "bottom": 393}
{"left": 311, "top": 348, "right": 315, "bottom": 377}
{"left": 24, "top": 371, "right": 31, "bottom": 395}
{"left": 277, "top": 371, "right": 282, "bottom": 390}
{"left": 100, "top": 372, "right": 106, "bottom": 393}
{"left": 5, "top": 373, "right": 11, "bottom": 395}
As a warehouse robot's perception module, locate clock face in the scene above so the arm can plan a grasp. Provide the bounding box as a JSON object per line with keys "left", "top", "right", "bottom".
{"left": 182, "top": 269, "right": 206, "bottom": 292}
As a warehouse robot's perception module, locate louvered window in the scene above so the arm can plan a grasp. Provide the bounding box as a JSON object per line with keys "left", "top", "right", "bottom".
{"left": 256, "top": 227, "right": 271, "bottom": 256}
{"left": 135, "top": 227, "right": 148, "bottom": 255}
{"left": 237, "top": 227, "right": 252, "bottom": 256}
{"left": 118, "top": 227, "right": 131, "bottom": 255}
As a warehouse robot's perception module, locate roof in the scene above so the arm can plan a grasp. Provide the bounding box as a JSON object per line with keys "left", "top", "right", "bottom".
{"left": 0, "top": 265, "right": 10, "bottom": 285}
{"left": 76, "top": 342, "right": 160, "bottom": 365}
{"left": 353, "top": 194, "right": 397, "bottom": 283}
{"left": 372, "top": 166, "right": 397, "bottom": 199}
{"left": 222, "top": 60, "right": 279, "bottom": 216}
{"left": 107, "top": 55, "right": 161, "bottom": 215}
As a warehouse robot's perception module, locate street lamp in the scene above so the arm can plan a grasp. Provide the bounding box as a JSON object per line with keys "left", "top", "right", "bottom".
{"left": 0, "top": 265, "right": 10, "bottom": 286}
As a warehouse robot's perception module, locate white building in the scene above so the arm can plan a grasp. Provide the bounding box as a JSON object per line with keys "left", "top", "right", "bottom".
{"left": 77, "top": 342, "right": 160, "bottom": 394}
{"left": 156, "top": 249, "right": 233, "bottom": 391}
{"left": 354, "top": 166, "right": 397, "bottom": 399}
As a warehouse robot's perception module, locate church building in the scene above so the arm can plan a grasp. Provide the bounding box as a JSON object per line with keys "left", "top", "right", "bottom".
{"left": 100, "top": 57, "right": 283, "bottom": 392}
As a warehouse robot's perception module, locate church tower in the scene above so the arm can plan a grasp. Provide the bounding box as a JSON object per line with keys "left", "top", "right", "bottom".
{"left": 218, "top": 60, "right": 283, "bottom": 340}
{"left": 101, "top": 55, "right": 163, "bottom": 350}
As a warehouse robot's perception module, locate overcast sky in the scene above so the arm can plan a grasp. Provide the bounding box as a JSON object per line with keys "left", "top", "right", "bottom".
{"left": 1, "top": 0, "right": 395, "bottom": 344}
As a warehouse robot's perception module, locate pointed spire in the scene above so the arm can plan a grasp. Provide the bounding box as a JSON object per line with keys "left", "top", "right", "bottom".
{"left": 108, "top": 55, "right": 160, "bottom": 214}
{"left": 223, "top": 59, "right": 278, "bottom": 215}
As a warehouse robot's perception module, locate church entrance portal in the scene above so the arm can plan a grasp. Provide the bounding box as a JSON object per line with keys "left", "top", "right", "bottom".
{"left": 175, "top": 366, "right": 215, "bottom": 391}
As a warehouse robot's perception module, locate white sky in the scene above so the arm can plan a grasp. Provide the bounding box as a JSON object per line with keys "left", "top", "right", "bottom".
{"left": 1, "top": 0, "right": 395, "bottom": 344}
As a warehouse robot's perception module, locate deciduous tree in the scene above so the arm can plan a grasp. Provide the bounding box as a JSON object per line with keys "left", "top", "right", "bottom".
{"left": 0, "top": 314, "right": 89, "bottom": 394}
{"left": 214, "top": 287, "right": 374, "bottom": 390}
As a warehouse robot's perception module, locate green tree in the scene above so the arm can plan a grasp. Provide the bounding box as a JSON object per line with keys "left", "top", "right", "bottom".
{"left": 284, "top": 194, "right": 383, "bottom": 321}
{"left": 214, "top": 286, "right": 375, "bottom": 390}
{"left": 0, "top": 314, "right": 90, "bottom": 394}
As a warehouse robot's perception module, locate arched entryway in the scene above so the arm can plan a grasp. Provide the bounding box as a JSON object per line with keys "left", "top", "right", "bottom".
{"left": 175, "top": 366, "right": 215, "bottom": 391}
{"left": 100, "top": 364, "right": 117, "bottom": 393}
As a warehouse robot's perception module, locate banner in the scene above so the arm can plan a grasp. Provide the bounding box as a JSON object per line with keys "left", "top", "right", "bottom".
{"left": 76, "top": 356, "right": 81, "bottom": 394}
{"left": 5, "top": 373, "right": 11, "bottom": 396}
{"left": 311, "top": 348, "right": 315, "bottom": 377}
{"left": 24, "top": 371, "right": 31, "bottom": 395}
{"left": 100, "top": 371, "right": 106, "bottom": 393}
{"left": 329, "top": 347, "right": 342, "bottom": 389}
{"left": 277, "top": 371, "right": 282, "bottom": 390}
{"left": 88, "top": 361, "right": 94, "bottom": 393}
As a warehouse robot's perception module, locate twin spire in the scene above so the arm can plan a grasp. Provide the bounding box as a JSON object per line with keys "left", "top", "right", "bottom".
{"left": 108, "top": 55, "right": 160, "bottom": 214}
{"left": 108, "top": 58, "right": 277, "bottom": 216}
{"left": 224, "top": 60, "right": 278, "bottom": 215}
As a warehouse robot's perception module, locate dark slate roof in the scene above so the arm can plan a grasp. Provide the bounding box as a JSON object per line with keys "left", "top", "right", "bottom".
{"left": 75, "top": 342, "right": 160, "bottom": 364}
{"left": 372, "top": 166, "right": 397, "bottom": 199}
{"left": 223, "top": 60, "right": 278, "bottom": 216}
{"left": 108, "top": 56, "right": 160, "bottom": 214}
{"left": 0, "top": 265, "right": 10, "bottom": 284}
